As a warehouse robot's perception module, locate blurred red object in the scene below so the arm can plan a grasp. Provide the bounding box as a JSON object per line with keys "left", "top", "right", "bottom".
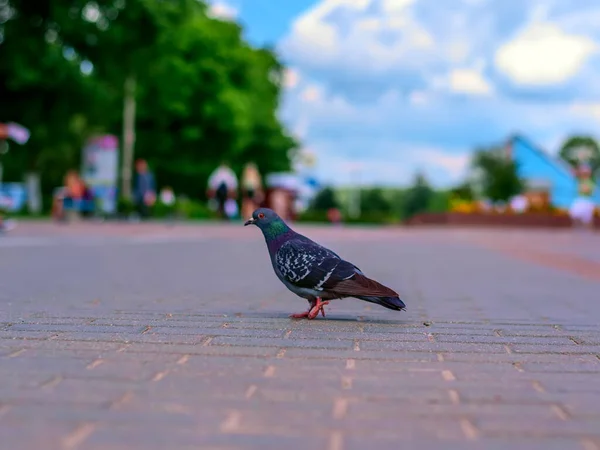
{"left": 328, "top": 208, "right": 342, "bottom": 224}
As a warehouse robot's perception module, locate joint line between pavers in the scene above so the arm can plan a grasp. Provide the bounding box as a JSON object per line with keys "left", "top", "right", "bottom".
{"left": 512, "top": 362, "right": 524, "bottom": 372}
{"left": 61, "top": 423, "right": 96, "bottom": 450}
{"left": 220, "top": 411, "right": 242, "bottom": 434}
{"left": 86, "top": 359, "right": 104, "bottom": 370}
{"left": 328, "top": 430, "right": 344, "bottom": 450}
{"left": 460, "top": 418, "right": 478, "bottom": 440}
{"left": 107, "top": 392, "right": 134, "bottom": 410}
{"left": 332, "top": 398, "right": 349, "bottom": 420}
{"left": 551, "top": 404, "right": 571, "bottom": 421}
{"left": 448, "top": 389, "right": 460, "bottom": 405}
{"left": 245, "top": 385, "right": 258, "bottom": 399}
{"left": 151, "top": 370, "right": 169, "bottom": 382}
{"left": 442, "top": 370, "right": 456, "bottom": 381}
{"left": 176, "top": 354, "right": 190, "bottom": 365}
{"left": 8, "top": 348, "right": 26, "bottom": 358}
{"left": 41, "top": 375, "right": 63, "bottom": 389}
{"left": 532, "top": 381, "right": 546, "bottom": 393}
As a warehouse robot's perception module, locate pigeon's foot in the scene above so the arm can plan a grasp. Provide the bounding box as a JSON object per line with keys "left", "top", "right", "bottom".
{"left": 308, "top": 297, "right": 329, "bottom": 319}
{"left": 289, "top": 298, "right": 330, "bottom": 320}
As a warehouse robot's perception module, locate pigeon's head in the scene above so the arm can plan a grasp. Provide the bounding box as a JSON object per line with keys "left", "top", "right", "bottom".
{"left": 244, "top": 208, "right": 281, "bottom": 230}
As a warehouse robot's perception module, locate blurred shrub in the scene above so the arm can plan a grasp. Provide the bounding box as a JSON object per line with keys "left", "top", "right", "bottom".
{"left": 296, "top": 210, "right": 330, "bottom": 223}
{"left": 117, "top": 197, "right": 136, "bottom": 215}
{"left": 344, "top": 211, "right": 399, "bottom": 225}
{"left": 174, "top": 198, "right": 216, "bottom": 220}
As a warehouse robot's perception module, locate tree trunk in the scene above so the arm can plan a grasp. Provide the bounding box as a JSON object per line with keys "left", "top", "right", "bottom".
{"left": 120, "top": 74, "right": 137, "bottom": 200}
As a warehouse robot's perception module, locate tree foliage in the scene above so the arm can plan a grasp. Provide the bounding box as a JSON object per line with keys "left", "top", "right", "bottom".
{"left": 402, "top": 172, "right": 433, "bottom": 218}
{"left": 0, "top": 0, "right": 296, "bottom": 202}
{"left": 311, "top": 187, "right": 339, "bottom": 211}
{"left": 360, "top": 188, "right": 392, "bottom": 215}
{"left": 559, "top": 135, "right": 600, "bottom": 177}
{"left": 471, "top": 148, "right": 524, "bottom": 202}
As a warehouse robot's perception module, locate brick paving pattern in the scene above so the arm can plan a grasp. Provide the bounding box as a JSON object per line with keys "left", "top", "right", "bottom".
{"left": 1, "top": 221, "right": 600, "bottom": 450}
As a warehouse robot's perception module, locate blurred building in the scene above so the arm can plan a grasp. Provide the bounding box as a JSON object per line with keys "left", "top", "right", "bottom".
{"left": 505, "top": 135, "right": 600, "bottom": 209}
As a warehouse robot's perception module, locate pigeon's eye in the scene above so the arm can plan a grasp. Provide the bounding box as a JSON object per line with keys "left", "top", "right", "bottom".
{"left": 258, "top": 213, "right": 265, "bottom": 219}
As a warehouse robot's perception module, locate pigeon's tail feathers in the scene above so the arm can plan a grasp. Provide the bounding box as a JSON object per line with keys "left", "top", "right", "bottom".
{"left": 330, "top": 272, "right": 404, "bottom": 312}
{"left": 356, "top": 295, "right": 406, "bottom": 311}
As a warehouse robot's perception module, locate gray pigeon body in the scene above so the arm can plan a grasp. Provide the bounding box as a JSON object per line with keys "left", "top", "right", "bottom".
{"left": 244, "top": 208, "right": 406, "bottom": 317}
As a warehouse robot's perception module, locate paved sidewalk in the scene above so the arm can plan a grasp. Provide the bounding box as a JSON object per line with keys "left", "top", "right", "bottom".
{"left": 1, "top": 222, "right": 600, "bottom": 449}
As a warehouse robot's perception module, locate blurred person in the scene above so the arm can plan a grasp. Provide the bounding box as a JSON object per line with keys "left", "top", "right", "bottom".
{"left": 0, "top": 192, "right": 17, "bottom": 233}
{"left": 224, "top": 197, "right": 239, "bottom": 220}
{"left": 241, "top": 162, "right": 263, "bottom": 219}
{"left": 569, "top": 197, "right": 595, "bottom": 229}
{"left": 207, "top": 161, "right": 238, "bottom": 220}
{"left": 133, "top": 159, "right": 156, "bottom": 219}
{"left": 60, "top": 170, "right": 87, "bottom": 221}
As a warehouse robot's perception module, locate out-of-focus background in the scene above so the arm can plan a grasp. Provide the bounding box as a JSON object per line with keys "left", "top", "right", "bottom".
{"left": 3, "top": 3, "right": 600, "bottom": 449}
{"left": 1, "top": 0, "right": 599, "bottom": 229}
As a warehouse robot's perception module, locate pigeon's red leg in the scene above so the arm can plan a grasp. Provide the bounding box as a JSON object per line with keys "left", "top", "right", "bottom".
{"left": 290, "top": 300, "right": 316, "bottom": 319}
{"left": 307, "top": 297, "right": 330, "bottom": 320}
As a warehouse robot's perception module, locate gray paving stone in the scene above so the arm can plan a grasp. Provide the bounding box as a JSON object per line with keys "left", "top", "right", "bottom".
{"left": 1, "top": 223, "right": 600, "bottom": 449}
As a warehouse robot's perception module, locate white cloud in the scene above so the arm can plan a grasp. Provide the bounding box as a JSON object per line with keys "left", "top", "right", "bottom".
{"left": 495, "top": 23, "right": 597, "bottom": 85}
{"left": 280, "top": 0, "right": 436, "bottom": 77}
{"left": 569, "top": 102, "right": 600, "bottom": 122}
{"left": 207, "top": 1, "right": 238, "bottom": 20}
{"left": 276, "top": 0, "right": 600, "bottom": 187}
{"left": 449, "top": 68, "right": 493, "bottom": 95}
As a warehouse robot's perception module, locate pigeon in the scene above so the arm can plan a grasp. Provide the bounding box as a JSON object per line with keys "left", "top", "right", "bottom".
{"left": 244, "top": 208, "right": 406, "bottom": 319}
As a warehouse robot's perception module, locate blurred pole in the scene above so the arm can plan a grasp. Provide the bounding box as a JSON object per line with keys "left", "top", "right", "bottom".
{"left": 120, "top": 74, "right": 137, "bottom": 200}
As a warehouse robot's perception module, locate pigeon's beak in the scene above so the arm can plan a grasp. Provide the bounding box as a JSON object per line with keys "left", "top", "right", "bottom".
{"left": 244, "top": 218, "right": 255, "bottom": 226}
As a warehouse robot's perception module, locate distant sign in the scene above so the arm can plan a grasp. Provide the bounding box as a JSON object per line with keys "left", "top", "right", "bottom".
{"left": 81, "top": 135, "right": 119, "bottom": 214}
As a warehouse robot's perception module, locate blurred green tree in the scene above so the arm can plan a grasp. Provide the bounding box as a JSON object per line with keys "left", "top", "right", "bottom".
{"left": 471, "top": 148, "right": 524, "bottom": 202}
{"left": 311, "top": 186, "right": 339, "bottom": 211}
{"left": 402, "top": 172, "right": 434, "bottom": 219}
{"left": 360, "top": 188, "right": 392, "bottom": 215}
{"left": 449, "top": 181, "right": 475, "bottom": 201}
{"left": 558, "top": 135, "right": 600, "bottom": 177}
{"left": 0, "top": 0, "right": 296, "bottom": 204}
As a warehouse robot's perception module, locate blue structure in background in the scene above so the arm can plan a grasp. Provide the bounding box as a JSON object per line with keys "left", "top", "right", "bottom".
{"left": 0, "top": 183, "right": 26, "bottom": 212}
{"left": 507, "top": 135, "right": 600, "bottom": 209}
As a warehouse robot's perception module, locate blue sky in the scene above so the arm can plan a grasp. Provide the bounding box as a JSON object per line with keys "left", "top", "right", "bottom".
{"left": 208, "top": 0, "right": 600, "bottom": 187}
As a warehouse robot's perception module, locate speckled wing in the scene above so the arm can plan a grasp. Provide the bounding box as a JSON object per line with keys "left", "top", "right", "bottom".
{"left": 274, "top": 239, "right": 359, "bottom": 292}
